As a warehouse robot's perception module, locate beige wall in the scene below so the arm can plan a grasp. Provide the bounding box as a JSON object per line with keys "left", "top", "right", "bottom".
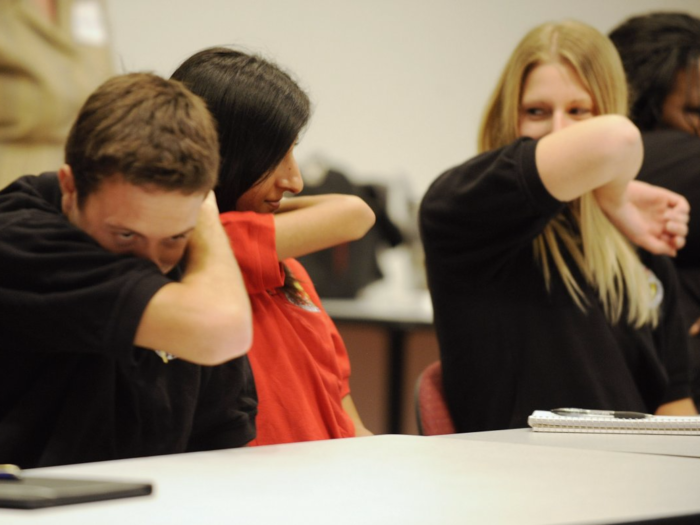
{"left": 106, "top": 0, "right": 700, "bottom": 198}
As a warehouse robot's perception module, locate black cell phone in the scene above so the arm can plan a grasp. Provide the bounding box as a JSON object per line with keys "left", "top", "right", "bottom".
{"left": 0, "top": 476, "right": 152, "bottom": 509}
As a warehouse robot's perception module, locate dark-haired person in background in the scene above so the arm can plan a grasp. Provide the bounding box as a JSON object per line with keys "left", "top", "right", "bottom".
{"left": 171, "top": 48, "right": 375, "bottom": 445}
{"left": 0, "top": 73, "right": 255, "bottom": 468}
{"left": 610, "top": 12, "right": 700, "bottom": 406}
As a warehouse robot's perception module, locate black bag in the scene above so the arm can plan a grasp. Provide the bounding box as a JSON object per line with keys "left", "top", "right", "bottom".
{"left": 297, "top": 169, "right": 403, "bottom": 298}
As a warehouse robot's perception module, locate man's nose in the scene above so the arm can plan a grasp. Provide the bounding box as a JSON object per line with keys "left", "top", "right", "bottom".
{"left": 134, "top": 244, "right": 171, "bottom": 274}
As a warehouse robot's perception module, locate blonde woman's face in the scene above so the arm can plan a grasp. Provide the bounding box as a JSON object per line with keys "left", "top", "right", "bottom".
{"left": 518, "top": 62, "right": 595, "bottom": 139}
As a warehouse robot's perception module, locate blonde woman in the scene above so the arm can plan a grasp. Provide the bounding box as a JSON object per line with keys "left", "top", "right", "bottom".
{"left": 419, "top": 20, "right": 698, "bottom": 433}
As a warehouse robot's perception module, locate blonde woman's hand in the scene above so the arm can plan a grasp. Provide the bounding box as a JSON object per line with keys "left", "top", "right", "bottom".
{"left": 601, "top": 180, "right": 689, "bottom": 257}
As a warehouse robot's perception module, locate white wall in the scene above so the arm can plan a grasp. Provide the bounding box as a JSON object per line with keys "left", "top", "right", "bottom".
{"left": 105, "top": 0, "right": 700, "bottom": 200}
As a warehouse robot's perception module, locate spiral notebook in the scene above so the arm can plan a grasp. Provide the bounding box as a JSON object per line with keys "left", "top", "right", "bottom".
{"left": 528, "top": 410, "right": 700, "bottom": 435}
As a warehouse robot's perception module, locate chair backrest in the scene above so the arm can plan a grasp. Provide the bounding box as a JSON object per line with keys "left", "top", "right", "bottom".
{"left": 415, "top": 361, "right": 456, "bottom": 436}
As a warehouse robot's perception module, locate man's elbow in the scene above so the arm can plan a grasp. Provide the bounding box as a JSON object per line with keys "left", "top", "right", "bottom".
{"left": 194, "top": 304, "right": 253, "bottom": 366}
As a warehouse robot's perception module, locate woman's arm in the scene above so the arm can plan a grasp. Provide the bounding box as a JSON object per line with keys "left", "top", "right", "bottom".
{"left": 341, "top": 394, "right": 374, "bottom": 437}
{"left": 535, "top": 115, "right": 643, "bottom": 202}
{"left": 535, "top": 115, "right": 688, "bottom": 256}
{"left": 273, "top": 194, "right": 376, "bottom": 260}
{"left": 655, "top": 397, "right": 698, "bottom": 416}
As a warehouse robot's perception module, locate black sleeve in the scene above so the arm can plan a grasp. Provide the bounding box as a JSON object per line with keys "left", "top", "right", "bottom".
{"left": 187, "top": 356, "right": 258, "bottom": 451}
{"left": 641, "top": 252, "right": 693, "bottom": 404}
{"left": 419, "top": 138, "right": 564, "bottom": 290}
{"left": 0, "top": 203, "right": 170, "bottom": 363}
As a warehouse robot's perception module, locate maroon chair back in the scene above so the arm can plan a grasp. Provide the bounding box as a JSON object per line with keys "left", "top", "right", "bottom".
{"left": 415, "top": 361, "right": 455, "bottom": 436}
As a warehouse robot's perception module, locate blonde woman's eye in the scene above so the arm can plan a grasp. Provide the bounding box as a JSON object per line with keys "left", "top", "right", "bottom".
{"left": 523, "top": 107, "right": 545, "bottom": 117}
{"left": 570, "top": 107, "right": 591, "bottom": 116}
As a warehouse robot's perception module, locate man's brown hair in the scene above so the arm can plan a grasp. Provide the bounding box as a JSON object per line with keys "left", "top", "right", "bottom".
{"left": 65, "top": 72, "right": 219, "bottom": 205}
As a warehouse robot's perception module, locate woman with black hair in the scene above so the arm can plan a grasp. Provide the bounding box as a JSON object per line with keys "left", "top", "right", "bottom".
{"left": 610, "top": 12, "right": 700, "bottom": 406}
{"left": 172, "top": 48, "right": 375, "bottom": 445}
{"left": 609, "top": 12, "right": 700, "bottom": 134}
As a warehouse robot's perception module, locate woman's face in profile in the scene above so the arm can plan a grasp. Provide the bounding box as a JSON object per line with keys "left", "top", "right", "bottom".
{"left": 661, "top": 62, "right": 700, "bottom": 135}
{"left": 235, "top": 146, "right": 303, "bottom": 214}
{"left": 518, "top": 62, "right": 595, "bottom": 140}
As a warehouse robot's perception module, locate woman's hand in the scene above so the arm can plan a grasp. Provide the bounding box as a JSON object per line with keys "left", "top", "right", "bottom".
{"left": 689, "top": 317, "right": 700, "bottom": 337}
{"left": 598, "top": 180, "right": 689, "bottom": 257}
{"left": 655, "top": 397, "right": 698, "bottom": 416}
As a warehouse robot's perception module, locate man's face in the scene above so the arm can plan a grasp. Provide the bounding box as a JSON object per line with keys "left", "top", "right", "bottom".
{"left": 59, "top": 167, "right": 204, "bottom": 274}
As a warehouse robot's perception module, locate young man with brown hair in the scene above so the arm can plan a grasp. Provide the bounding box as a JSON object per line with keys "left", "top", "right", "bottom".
{"left": 0, "top": 73, "right": 256, "bottom": 469}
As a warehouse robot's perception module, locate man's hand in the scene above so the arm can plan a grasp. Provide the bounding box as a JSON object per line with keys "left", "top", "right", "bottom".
{"left": 187, "top": 191, "right": 222, "bottom": 251}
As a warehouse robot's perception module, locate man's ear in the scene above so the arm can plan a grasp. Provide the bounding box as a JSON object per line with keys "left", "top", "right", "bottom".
{"left": 58, "top": 164, "right": 77, "bottom": 216}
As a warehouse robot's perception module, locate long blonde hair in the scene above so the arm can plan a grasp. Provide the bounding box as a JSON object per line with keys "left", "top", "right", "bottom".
{"left": 479, "top": 20, "right": 656, "bottom": 327}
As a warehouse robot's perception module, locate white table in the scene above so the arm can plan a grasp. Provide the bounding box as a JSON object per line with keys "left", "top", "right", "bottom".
{"left": 445, "top": 427, "right": 700, "bottom": 459}
{"left": 5, "top": 434, "right": 700, "bottom": 524}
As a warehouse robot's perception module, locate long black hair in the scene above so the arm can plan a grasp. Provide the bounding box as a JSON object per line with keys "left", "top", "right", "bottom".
{"left": 171, "top": 47, "right": 311, "bottom": 212}
{"left": 171, "top": 47, "right": 312, "bottom": 303}
{"left": 610, "top": 12, "right": 700, "bottom": 131}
